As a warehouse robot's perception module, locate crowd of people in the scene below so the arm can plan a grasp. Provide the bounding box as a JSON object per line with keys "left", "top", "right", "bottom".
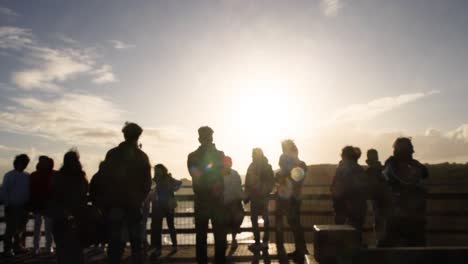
{"left": 0, "top": 122, "right": 428, "bottom": 264}
{"left": 331, "top": 138, "right": 428, "bottom": 247}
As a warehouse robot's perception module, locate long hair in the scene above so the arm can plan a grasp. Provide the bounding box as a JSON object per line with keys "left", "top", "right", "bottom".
{"left": 154, "top": 163, "right": 170, "bottom": 185}
{"left": 60, "top": 150, "right": 86, "bottom": 180}
{"left": 281, "top": 139, "right": 298, "bottom": 156}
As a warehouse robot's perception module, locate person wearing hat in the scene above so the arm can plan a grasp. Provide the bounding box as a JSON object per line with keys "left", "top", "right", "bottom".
{"left": 101, "top": 122, "right": 152, "bottom": 264}
{"left": 187, "top": 126, "right": 227, "bottom": 264}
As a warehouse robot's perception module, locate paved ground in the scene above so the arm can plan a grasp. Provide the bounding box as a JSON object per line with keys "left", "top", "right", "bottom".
{"left": 1, "top": 243, "right": 317, "bottom": 263}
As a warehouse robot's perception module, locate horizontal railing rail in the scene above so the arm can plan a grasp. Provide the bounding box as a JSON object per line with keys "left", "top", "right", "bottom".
{"left": 1, "top": 184, "right": 468, "bottom": 247}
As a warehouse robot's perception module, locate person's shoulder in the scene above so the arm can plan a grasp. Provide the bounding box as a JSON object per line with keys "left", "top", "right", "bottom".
{"left": 137, "top": 148, "right": 150, "bottom": 161}
{"left": 105, "top": 145, "right": 120, "bottom": 158}
{"left": 231, "top": 169, "right": 240, "bottom": 177}
{"left": 188, "top": 146, "right": 202, "bottom": 158}
{"left": 3, "top": 170, "right": 15, "bottom": 180}
{"left": 384, "top": 156, "right": 396, "bottom": 167}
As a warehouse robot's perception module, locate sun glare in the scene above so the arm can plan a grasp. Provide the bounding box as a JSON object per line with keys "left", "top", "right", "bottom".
{"left": 229, "top": 79, "right": 296, "bottom": 148}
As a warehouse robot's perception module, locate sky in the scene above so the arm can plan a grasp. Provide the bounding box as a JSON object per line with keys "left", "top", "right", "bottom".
{"left": 1, "top": 0, "right": 468, "bottom": 180}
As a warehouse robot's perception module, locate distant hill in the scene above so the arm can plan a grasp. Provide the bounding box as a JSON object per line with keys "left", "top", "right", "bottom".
{"left": 179, "top": 163, "right": 468, "bottom": 187}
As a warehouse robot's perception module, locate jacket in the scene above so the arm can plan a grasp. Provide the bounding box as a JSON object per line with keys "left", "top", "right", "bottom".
{"left": 101, "top": 141, "right": 152, "bottom": 209}
{"left": 245, "top": 157, "right": 274, "bottom": 200}
{"left": 187, "top": 144, "right": 225, "bottom": 203}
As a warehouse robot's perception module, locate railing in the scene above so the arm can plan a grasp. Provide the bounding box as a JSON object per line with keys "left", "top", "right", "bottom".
{"left": 2, "top": 184, "right": 468, "bottom": 250}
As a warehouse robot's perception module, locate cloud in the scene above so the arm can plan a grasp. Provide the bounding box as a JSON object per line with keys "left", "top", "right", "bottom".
{"left": 92, "top": 64, "right": 118, "bottom": 84}
{"left": 109, "top": 40, "right": 135, "bottom": 50}
{"left": 320, "top": 0, "right": 344, "bottom": 17}
{"left": 0, "top": 26, "right": 117, "bottom": 91}
{"left": 12, "top": 47, "right": 94, "bottom": 91}
{"left": 303, "top": 123, "right": 468, "bottom": 165}
{"left": 0, "top": 26, "right": 33, "bottom": 50}
{"left": 0, "top": 145, "right": 24, "bottom": 153}
{"left": 332, "top": 90, "right": 440, "bottom": 123}
{"left": 0, "top": 93, "right": 122, "bottom": 144}
{"left": 0, "top": 7, "right": 19, "bottom": 17}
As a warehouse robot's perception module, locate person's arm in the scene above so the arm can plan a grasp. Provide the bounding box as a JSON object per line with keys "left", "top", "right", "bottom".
{"left": 171, "top": 176, "right": 182, "bottom": 192}
{"left": 142, "top": 154, "right": 152, "bottom": 199}
{"left": 1, "top": 173, "right": 10, "bottom": 203}
{"left": 234, "top": 171, "right": 245, "bottom": 200}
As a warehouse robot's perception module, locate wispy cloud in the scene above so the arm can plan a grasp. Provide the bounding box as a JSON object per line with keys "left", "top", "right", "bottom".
{"left": 109, "top": 40, "right": 135, "bottom": 50}
{"left": 0, "top": 7, "right": 19, "bottom": 17}
{"left": 12, "top": 47, "right": 94, "bottom": 91}
{"left": 320, "top": 0, "right": 344, "bottom": 17}
{"left": 0, "top": 93, "right": 122, "bottom": 144}
{"left": 0, "top": 26, "right": 118, "bottom": 91}
{"left": 92, "top": 64, "right": 118, "bottom": 84}
{"left": 0, "top": 27, "right": 33, "bottom": 50}
{"left": 332, "top": 90, "right": 440, "bottom": 123}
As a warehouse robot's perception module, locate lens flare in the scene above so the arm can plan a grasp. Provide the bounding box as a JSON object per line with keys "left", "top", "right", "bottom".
{"left": 291, "top": 167, "right": 305, "bottom": 182}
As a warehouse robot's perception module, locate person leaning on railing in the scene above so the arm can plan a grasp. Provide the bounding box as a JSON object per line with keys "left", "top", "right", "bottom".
{"left": 150, "top": 163, "right": 182, "bottom": 258}
{"left": 244, "top": 148, "right": 274, "bottom": 253}
{"left": 275, "top": 139, "right": 308, "bottom": 262}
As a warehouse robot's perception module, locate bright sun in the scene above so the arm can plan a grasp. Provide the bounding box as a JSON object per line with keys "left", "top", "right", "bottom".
{"left": 229, "top": 79, "right": 297, "bottom": 148}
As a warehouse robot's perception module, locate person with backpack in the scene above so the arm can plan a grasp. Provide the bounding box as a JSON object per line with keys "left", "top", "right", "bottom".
{"left": 382, "top": 137, "right": 428, "bottom": 247}
{"left": 245, "top": 148, "right": 274, "bottom": 253}
{"left": 30, "top": 156, "right": 55, "bottom": 254}
{"left": 331, "top": 146, "right": 367, "bottom": 240}
{"left": 101, "top": 122, "right": 152, "bottom": 264}
{"left": 187, "top": 126, "right": 226, "bottom": 264}
{"left": 1, "top": 154, "right": 30, "bottom": 257}
{"left": 275, "top": 140, "right": 308, "bottom": 262}
{"left": 50, "top": 150, "right": 89, "bottom": 264}
{"left": 223, "top": 156, "right": 244, "bottom": 250}
{"left": 150, "top": 164, "right": 182, "bottom": 258}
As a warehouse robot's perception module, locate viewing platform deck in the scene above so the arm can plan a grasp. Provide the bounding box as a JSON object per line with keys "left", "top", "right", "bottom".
{"left": 1, "top": 243, "right": 317, "bottom": 263}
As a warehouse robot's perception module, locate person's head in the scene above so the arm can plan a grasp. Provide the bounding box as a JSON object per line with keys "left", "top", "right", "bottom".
{"left": 281, "top": 139, "right": 298, "bottom": 156}
{"left": 36, "top": 155, "right": 50, "bottom": 171}
{"left": 353, "top": 147, "right": 362, "bottom": 162}
{"left": 154, "top": 164, "right": 169, "bottom": 177}
{"left": 198, "top": 126, "right": 214, "bottom": 145}
{"left": 341, "top": 146, "right": 356, "bottom": 161}
{"left": 13, "top": 154, "right": 30, "bottom": 172}
{"left": 223, "top": 156, "right": 233, "bottom": 174}
{"left": 61, "top": 149, "right": 82, "bottom": 173}
{"left": 366, "top": 149, "right": 379, "bottom": 165}
{"left": 122, "top": 122, "right": 143, "bottom": 143}
{"left": 252, "top": 148, "right": 264, "bottom": 161}
{"left": 393, "top": 137, "right": 414, "bottom": 161}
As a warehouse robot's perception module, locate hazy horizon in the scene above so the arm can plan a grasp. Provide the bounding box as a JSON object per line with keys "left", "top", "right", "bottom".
{"left": 1, "top": 0, "right": 468, "bottom": 180}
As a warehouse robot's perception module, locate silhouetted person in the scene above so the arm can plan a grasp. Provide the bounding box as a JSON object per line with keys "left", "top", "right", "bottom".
{"left": 331, "top": 146, "right": 367, "bottom": 239}
{"left": 223, "top": 156, "right": 244, "bottom": 250}
{"left": 382, "top": 137, "right": 428, "bottom": 247}
{"left": 50, "top": 150, "right": 88, "bottom": 264}
{"left": 30, "top": 156, "right": 55, "bottom": 254}
{"left": 2, "top": 154, "right": 30, "bottom": 257}
{"left": 187, "top": 126, "right": 226, "bottom": 264}
{"left": 245, "top": 148, "right": 274, "bottom": 253}
{"left": 275, "top": 140, "right": 308, "bottom": 262}
{"left": 365, "top": 149, "right": 389, "bottom": 246}
{"left": 89, "top": 161, "right": 108, "bottom": 248}
{"left": 101, "top": 122, "right": 151, "bottom": 264}
{"left": 150, "top": 164, "right": 182, "bottom": 257}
